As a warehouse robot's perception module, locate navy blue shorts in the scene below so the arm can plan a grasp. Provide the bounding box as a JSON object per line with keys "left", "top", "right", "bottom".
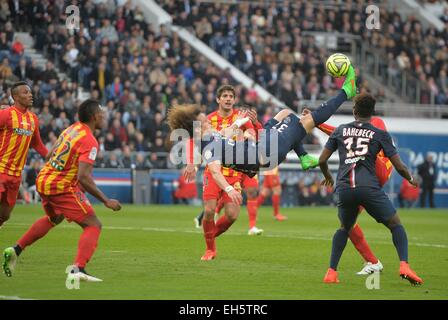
{"left": 260, "top": 115, "right": 307, "bottom": 166}
{"left": 337, "top": 187, "right": 396, "bottom": 228}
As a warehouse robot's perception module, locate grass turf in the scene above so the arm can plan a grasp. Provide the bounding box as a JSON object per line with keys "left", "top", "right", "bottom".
{"left": 0, "top": 204, "right": 447, "bottom": 300}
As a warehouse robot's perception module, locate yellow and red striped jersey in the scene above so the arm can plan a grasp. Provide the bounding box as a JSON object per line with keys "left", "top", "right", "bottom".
{"left": 36, "top": 122, "right": 98, "bottom": 195}
{"left": 0, "top": 106, "right": 47, "bottom": 177}
{"left": 207, "top": 109, "right": 254, "bottom": 177}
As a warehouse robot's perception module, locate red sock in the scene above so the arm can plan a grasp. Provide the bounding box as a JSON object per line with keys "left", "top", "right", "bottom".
{"left": 75, "top": 226, "right": 101, "bottom": 268}
{"left": 349, "top": 224, "right": 378, "bottom": 264}
{"left": 247, "top": 199, "right": 258, "bottom": 229}
{"left": 17, "top": 216, "right": 54, "bottom": 250}
{"left": 272, "top": 194, "right": 280, "bottom": 216}
{"left": 257, "top": 194, "right": 265, "bottom": 207}
{"left": 214, "top": 215, "right": 235, "bottom": 237}
{"left": 202, "top": 219, "right": 216, "bottom": 251}
{"left": 215, "top": 199, "right": 225, "bottom": 214}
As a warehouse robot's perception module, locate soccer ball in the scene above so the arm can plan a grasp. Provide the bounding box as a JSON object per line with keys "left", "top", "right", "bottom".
{"left": 326, "top": 53, "right": 351, "bottom": 78}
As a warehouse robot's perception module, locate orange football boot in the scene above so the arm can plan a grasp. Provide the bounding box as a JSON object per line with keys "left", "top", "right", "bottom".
{"left": 201, "top": 250, "right": 217, "bottom": 261}
{"left": 274, "top": 214, "right": 288, "bottom": 221}
{"left": 323, "top": 268, "right": 340, "bottom": 283}
{"left": 399, "top": 262, "right": 423, "bottom": 285}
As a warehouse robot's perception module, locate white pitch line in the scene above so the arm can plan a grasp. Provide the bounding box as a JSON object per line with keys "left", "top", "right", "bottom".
{"left": 0, "top": 295, "right": 34, "bottom": 300}
{"left": 5, "top": 223, "right": 448, "bottom": 249}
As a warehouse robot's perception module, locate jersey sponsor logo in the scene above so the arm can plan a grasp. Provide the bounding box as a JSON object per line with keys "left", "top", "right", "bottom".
{"left": 88, "top": 147, "right": 97, "bottom": 160}
{"left": 13, "top": 127, "right": 33, "bottom": 136}
{"left": 345, "top": 155, "right": 365, "bottom": 164}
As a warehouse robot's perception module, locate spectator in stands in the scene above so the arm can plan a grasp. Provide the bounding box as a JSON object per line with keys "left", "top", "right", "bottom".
{"left": 418, "top": 154, "right": 437, "bottom": 208}
{"left": 121, "top": 146, "right": 133, "bottom": 168}
{"left": 134, "top": 153, "right": 152, "bottom": 170}
{"left": 105, "top": 152, "right": 124, "bottom": 169}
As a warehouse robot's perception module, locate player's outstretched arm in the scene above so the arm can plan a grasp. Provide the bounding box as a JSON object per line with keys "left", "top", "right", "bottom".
{"left": 319, "top": 147, "right": 335, "bottom": 186}
{"left": 78, "top": 162, "right": 122, "bottom": 211}
{"left": 208, "top": 160, "right": 242, "bottom": 205}
{"left": 389, "top": 154, "right": 418, "bottom": 187}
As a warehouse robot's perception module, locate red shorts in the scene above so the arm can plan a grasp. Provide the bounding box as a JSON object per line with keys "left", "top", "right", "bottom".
{"left": 202, "top": 171, "right": 242, "bottom": 203}
{"left": 241, "top": 174, "right": 258, "bottom": 189}
{"left": 39, "top": 189, "right": 95, "bottom": 224}
{"left": 0, "top": 173, "right": 21, "bottom": 207}
{"left": 262, "top": 175, "right": 281, "bottom": 189}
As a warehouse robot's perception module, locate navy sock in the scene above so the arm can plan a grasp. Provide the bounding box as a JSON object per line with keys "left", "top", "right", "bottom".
{"left": 311, "top": 90, "right": 347, "bottom": 126}
{"left": 14, "top": 244, "right": 22, "bottom": 257}
{"left": 391, "top": 224, "right": 408, "bottom": 262}
{"left": 292, "top": 141, "right": 307, "bottom": 158}
{"left": 330, "top": 228, "right": 349, "bottom": 270}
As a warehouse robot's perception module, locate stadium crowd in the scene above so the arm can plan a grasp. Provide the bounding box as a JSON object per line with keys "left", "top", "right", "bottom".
{"left": 162, "top": 0, "right": 448, "bottom": 105}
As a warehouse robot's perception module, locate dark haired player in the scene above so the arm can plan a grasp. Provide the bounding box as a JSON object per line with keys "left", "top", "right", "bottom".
{"left": 3, "top": 99, "right": 121, "bottom": 282}
{"left": 168, "top": 65, "right": 357, "bottom": 260}
{"left": 0, "top": 81, "right": 48, "bottom": 230}
{"left": 319, "top": 93, "right": 423, "bottom": 285}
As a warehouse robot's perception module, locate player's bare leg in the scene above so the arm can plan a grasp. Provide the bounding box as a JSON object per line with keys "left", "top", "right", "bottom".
{"left": 0, "top": 203, "right": 14, "bottom": 228}
{"left": 201, "top": 199, "right": 217, "bottom": 260}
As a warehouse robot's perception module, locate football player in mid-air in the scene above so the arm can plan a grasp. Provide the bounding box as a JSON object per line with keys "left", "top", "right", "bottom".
{"left": 168, "top": 65, "right": 357, "bottom": 261}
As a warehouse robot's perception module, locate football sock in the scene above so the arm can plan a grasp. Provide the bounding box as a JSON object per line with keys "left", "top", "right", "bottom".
{"left": 257, "top": 194, "right": 265, "bottom": 207}
{"left": 330, "top": 228, "right": 349, "bottom": 270}
{"left": 75, "top": 226, "right": 101, "bottom": 268}
{"left": 272, "top": 194, "right": 280, "bottom": 216}
{"left": 311, "top": 90, "right": 347, "bottom": 126}
{"left": 349, "top": 224, "right": 378, "bottom": 264}
{"left": 247, "top": 199, "right": 258, "bottom": 229}
{"left": 214, "top": 215, "right": 234, "bottom": 237}
{"left": 292, "top": 142, "right": 307, "bottom": 157}
{"left": 215, "top": 200, "right": 224, "bottom": 214}
{"left": 17, "top": 216, "right": 54, "bottom": 252}
{"left": 202, "top": 219, "right": 216, "bottom": 251}
{"left": 317, "top": 123, "right": 336, "bottom": 136}
{"left": 391, "top": 224, "right": 408, "bottom": 262}
{"left": 13, "top": 244, "right": 22, "bottom": 256}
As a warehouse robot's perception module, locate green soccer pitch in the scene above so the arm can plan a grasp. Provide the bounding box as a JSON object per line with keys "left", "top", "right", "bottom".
{"left": 0, "top": 204, "right": 447, "bottom": 300}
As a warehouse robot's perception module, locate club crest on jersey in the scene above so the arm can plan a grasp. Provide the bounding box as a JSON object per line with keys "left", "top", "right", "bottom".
{"left": 88, "top": 147, "right": 97, "bottom": 160}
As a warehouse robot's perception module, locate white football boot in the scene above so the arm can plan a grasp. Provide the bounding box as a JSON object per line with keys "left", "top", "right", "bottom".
{"left": 356, "top": 260, "right": 384, "bottom": 275}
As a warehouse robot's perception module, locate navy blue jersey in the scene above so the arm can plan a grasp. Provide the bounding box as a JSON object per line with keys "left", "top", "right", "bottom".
{"left": 325, "top": 121, "right": 397, "bottom": 190}
{"left": 200, "top": 132, "right": 260, "bottom": 177}
{"left": 261, "top": 114, "right": 307, "bottom": 166}
{"left": 199, "top": 114, "right": 308, "bottom": 177}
